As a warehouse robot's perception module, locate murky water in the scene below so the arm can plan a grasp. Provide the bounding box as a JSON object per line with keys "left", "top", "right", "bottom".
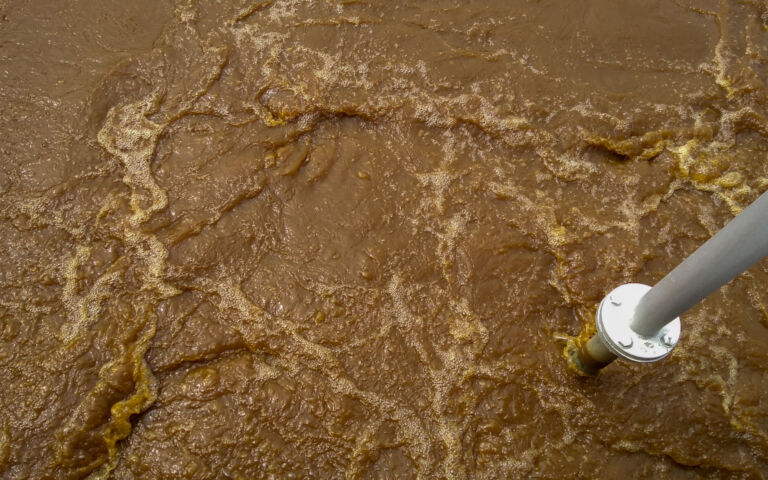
{"left": 1, "top": 0, "right": 768, "bottom": 478}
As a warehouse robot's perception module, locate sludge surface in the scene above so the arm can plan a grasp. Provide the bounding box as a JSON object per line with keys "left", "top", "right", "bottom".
{"left": 1, "top": 0, "right": 768, "bottom": 478}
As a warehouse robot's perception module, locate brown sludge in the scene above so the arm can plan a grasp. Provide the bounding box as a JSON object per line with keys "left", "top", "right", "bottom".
{"left": 2, "top": 0, "right": 768, "bottom": 478}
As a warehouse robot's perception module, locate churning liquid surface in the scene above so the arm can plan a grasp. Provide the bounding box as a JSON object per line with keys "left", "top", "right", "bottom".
{"left": 1, "top": 0, "right": 768, "bottom": 478}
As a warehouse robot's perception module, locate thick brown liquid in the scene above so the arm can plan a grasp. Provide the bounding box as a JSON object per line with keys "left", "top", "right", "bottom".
{"left": 1, "top": 0, "right": 768, "bottom": 478}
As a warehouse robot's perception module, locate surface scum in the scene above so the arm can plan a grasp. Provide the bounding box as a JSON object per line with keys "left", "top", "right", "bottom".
{"left": 1, "top": 0, "right": 768, "bottom": 479}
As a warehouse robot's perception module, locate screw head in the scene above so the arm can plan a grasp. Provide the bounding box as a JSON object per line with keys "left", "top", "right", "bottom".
{"left": 618, "top": 336, "right": 633, "bottom": 348}
{"left": 609, "top": 294, "right": 622, "bottom": 306}
{"left": 662, "top": 333, "right": 676, "bottom": 347}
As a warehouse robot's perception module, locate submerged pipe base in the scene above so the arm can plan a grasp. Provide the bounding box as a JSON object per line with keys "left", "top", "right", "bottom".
{"left": 571, "top": 335, "right": 617, "bottom": 376}
{"left": 569, "top": 283, "right": 682, "bottom": 376}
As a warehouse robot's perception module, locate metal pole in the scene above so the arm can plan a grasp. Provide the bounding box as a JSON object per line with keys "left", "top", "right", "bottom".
{"left": 571, "top": 188, "right": 768, "bottom": 375}
{"left": 631, "top": 189, "right": 768, "bottom": 336}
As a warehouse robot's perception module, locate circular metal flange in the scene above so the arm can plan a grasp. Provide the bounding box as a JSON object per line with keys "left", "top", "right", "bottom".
{"left": 595, "top": 283, "right": 680, "bottom": 363}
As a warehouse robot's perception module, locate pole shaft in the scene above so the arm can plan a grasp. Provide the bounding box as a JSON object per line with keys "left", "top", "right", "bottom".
{"left": 631, "top": 189, "right": 768, "bottom": 336}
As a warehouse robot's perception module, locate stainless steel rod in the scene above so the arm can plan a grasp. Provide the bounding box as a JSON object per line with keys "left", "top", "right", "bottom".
{"left": 631, "top": 189, "right": 768, "bottom": 336}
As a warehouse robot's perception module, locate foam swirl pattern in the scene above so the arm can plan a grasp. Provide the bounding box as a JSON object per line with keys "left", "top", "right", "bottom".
{"left": 1, "top": 0, "right": 768, "bottom": 478}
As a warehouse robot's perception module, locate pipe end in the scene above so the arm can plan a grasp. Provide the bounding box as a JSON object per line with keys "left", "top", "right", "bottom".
{"left": 597, "top": 283, "right": 680, "bottom": 363}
